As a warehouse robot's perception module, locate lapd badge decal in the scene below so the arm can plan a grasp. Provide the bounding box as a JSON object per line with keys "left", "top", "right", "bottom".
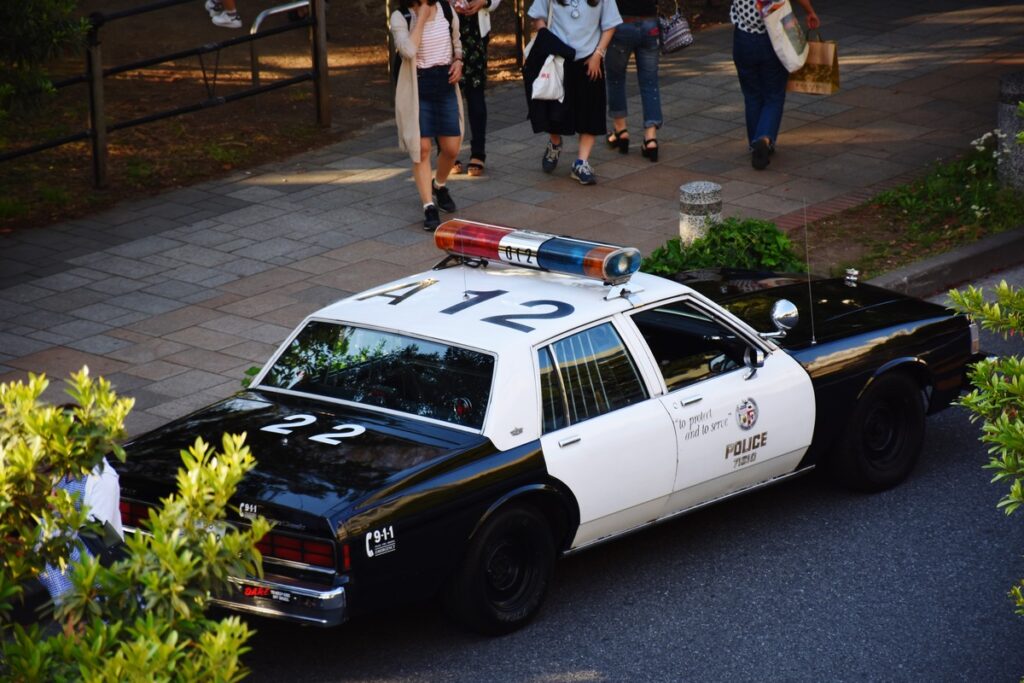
{"left": 736, "top": 398, "right": 758, "bottom": 430}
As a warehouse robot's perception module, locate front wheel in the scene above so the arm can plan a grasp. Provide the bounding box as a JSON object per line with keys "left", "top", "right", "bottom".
{"left": 445, "top": 504, "right": 555, "bottom": 635}
{"left": 829, "top": 373, "right": 926, "bottom": 492}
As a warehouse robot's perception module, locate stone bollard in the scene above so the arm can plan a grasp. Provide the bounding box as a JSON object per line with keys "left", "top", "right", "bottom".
{"left": 678, "top": 181, "right": 722, "bottom": 244}
{"left": 997, "top": 71, "right": 1024, "bottom": 190}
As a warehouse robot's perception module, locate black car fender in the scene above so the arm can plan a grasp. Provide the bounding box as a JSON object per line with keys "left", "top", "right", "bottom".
{"left": 467, "top": 480, "right": 581, "bottom": 555}
{"left": 860, "top": 356, "right": 933, "bottom": 408}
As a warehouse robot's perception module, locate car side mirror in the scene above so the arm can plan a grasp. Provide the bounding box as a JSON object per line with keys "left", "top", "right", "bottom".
{"left": 743, "top": 346, "right": 765, "bottom": 380}
{"left": 761, "top": 299, "right": 799, "bottom": 339}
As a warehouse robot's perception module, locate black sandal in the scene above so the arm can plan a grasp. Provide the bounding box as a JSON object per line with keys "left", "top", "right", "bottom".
{"left": 606, "top": 129, "right": 629, "bottom": 154}
{"left": 641, "top": 138, "right": 658, "bottom": 163}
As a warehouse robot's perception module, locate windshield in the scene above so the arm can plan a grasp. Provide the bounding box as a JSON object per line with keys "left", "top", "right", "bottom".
{"left": 260, "top": 321, "right": 495, "bottom": 429}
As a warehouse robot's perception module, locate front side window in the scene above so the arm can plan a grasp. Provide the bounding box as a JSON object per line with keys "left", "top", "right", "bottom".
{"left": 631, "top": 301, "right": 748, "bottom": 392}
{"left": 538, "top": 322, "right": 647, "bottom": 433}
{"left": 261, "top": 321, "right": 494, "bottom": 429}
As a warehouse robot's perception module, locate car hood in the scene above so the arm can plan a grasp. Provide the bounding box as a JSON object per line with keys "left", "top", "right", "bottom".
{"left": 118, "top": 391, "right": 487, "bottom": 523}
{"left": 670, "top": 268, "right": 950, "bottom": 348}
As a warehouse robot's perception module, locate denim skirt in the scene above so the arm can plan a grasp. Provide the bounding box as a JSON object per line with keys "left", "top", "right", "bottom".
{"left": 417, "top": 65, "right": 460, "bottom": 138}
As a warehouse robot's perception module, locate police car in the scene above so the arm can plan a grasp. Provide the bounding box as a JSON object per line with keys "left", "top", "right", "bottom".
{"left": 116, "top": 220, "right": 981, "bottom": 635}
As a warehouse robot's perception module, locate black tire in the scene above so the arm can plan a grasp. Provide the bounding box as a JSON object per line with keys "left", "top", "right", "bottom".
{"left": 445, "top": 504, "right": 555, "bottom": 635}
{"left": 830, "top": 373, "right": 926, "bottom": 492}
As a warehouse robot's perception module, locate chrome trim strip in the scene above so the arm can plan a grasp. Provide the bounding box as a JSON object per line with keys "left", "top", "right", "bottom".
{"left": 563, "top": 465, "right": 816, "bottom": 556}
{"left": 262, "top": 555, "right": 338, "bottom": 576}
{"left": 209, "top": 593, "right": 342, "bottom": 626}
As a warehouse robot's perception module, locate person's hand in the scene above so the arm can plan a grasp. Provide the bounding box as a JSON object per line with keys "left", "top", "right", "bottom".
{"left": 586, "top": 52, "right": 603, "bottom": 80}
{"left": 806, "top": 11, "right": 820, "bottom": 30}
{"left": 421, "top": 2, "right": 438, "bottom": 22}
{"left": 449, "top": 59, "right": 463, "bottom": 84}
{"left": 456, "top": 0, "right": 486, "bottom": 16}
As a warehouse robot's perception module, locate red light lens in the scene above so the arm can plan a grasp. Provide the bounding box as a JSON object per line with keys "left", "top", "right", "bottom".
{"left": 119, "top": 499, "right": 151, "bottom": 529}
{"left": 256, "top": 531, "right": 336, "bottom": 569}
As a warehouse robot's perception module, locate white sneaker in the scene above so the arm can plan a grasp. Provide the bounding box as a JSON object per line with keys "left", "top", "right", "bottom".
{"left": 211, "top": 10, "right": 241, "bottom": 28}
{"left": 205, "top": 0, "right": 223, "bottom": 15}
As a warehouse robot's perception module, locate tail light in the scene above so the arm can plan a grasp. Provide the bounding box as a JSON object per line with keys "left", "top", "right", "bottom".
{"left": 119, "top": 499, "right": 152, "bottom": 529}
{"left": 256, "top": 532, "right": 337, "bottom": 569}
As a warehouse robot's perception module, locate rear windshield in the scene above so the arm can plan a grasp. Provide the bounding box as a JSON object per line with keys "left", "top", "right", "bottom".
{"left": 260, "top": 321, "right": 495, "bottom": 429}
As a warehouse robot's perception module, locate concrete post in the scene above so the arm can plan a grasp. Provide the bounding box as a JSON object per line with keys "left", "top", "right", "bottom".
{"left": 997, "top": 71, "right": 1024, "bottom": 190}
{"left": 679, "top": 181, "right": 722, "bottom": 244}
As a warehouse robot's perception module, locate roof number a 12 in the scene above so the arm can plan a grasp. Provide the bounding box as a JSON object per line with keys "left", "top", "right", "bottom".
{"left": 260, "top": 414, "right": 366, "bottom": 445}
{"left": 441, "top": 289, "right": 575, "bottom": 333}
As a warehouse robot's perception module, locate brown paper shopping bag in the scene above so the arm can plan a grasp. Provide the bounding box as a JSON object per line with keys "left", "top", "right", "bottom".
{"left": 787, "top": 33, "right": 839, "bottom": 95}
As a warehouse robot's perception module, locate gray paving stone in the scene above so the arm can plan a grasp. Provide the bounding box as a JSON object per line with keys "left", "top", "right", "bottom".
{"left": 227, "top": 186, "right": 288, "bottom": 202}
{"left": 33, "top": 289, "right": 109, "bottom": 314}
{"left": 31, "top": 272, "right": 95, "bottom": 292}
{"left": 0, "top": 332, "right": 52, "bottom": 356}
{"left": 146, "top": 369, "right": 233, "bottom": 398}
{"left": 107, "top": 292, "right": 186, "bottom": 315}
{"left": 215, "top": 205, "right": 290, "bottom": 227}
{"left": 67, "top": 335, "right": 134, "bottom": 355}
{"left": 160, "top": 244, "right": 236, "bottom": 267}
{"left": 106, "top": 236, "right": 185, "bottom": 259}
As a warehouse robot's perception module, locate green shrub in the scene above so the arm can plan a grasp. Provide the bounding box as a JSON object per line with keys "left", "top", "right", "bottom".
{"left": 877, "top": 130, "right": 1024, "bottom": 239}
{"left": 948, "top": 282, "right": 1024, "bottom": 619}
{"left": 0, "top": 368, "right": 270, "bottom": 681}
{"left": 641, "top": 217, "right": 805, "bottom": 276}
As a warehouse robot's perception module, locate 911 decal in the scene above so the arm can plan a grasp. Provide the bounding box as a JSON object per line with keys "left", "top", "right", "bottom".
{"left": 365, "top": 525, "right": 396, "bottom": 558}
{"left": 260, "top": 414, "right": 366, "bottom": 444}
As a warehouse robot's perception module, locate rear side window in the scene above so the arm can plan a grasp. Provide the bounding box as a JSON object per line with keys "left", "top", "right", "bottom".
{"left": 538, "top": 323, "right": 647, "bottom": 433}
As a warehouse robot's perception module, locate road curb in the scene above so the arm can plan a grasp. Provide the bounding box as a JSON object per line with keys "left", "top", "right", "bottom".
{"left": 868, "top": 227, "right": 1024, "bottom": 297}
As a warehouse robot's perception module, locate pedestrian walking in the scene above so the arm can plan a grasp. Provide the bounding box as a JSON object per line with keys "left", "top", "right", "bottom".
{"left": 604, "top": 0, "right": 662, "bottom": 162}
{"left": 731, "top": 0, "right": 819, "bottom": 169}
{"left": 391, "top": 0, "right": 465, "bottom": 231}
{"left": 453, "top": 0, "right": 501, "bottom": 177}
{"left": 526, "top": 0, "right": 622, "bottom": 185}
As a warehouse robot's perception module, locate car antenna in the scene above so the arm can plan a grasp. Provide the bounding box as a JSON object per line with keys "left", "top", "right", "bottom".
{"left": 803, "top": 201, "right": 817, "bottom": 345}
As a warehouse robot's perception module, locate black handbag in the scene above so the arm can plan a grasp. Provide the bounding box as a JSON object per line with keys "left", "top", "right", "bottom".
{"left": 658, "top": 2, "right": 694, "bottom": 54}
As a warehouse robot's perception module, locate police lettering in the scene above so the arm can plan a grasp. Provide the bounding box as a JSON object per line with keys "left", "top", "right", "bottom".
{"left": 725, "top": 432, "right": 767, "bottom": 459}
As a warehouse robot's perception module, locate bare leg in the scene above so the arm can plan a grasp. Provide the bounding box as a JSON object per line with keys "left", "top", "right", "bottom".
{"left": 578, "top": 133, "right": 595, "bottom": 162}
{"left": 413, "top": 139, "right": 434, "bottom": 205}
{"left": 436, "top": 135, "right": 460, "bottom": 184}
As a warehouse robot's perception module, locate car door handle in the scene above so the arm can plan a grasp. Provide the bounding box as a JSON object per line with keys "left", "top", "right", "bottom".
{"left": 558, "top": 435, "right": 581, "bottom": 447}
{"left": 679, "top": 395, "right": 702, "bottom": 406}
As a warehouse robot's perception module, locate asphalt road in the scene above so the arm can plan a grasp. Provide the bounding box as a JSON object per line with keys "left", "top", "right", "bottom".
{"left": 243, "top": 267, "right": 1024, "bottom": 683}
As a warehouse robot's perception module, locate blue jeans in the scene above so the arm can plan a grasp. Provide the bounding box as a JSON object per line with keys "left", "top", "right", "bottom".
{"left": 732, "top": 27, "right": 788, "bottom": 147}
{"left": 605, "top": 18, "right": 663, "bottom": 129}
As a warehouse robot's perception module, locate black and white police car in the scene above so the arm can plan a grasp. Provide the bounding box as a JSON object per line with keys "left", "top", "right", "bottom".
{"left": 117, "top": 220, "right": 981, "bottom": 634}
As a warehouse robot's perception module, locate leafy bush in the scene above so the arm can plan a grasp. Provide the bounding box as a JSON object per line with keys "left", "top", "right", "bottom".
{"left": 876, "top": 130, "right": 1024, "bottom": 244}
{"left": 0, "top": 368, "right": 270, "bottom": 681}
{"left": 948, "top": 282, "right": 1024, "bottom": 617}
{"left": 641, "top": 217, "right": 805, "bottom": 276}
{"left": 0, "top": 0, "right": 88, "bottom": 117}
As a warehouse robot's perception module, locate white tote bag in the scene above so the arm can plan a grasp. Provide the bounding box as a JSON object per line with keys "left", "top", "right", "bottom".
{"left": 532, "top": 54, "right": 565, "bottom": 102}
{"left": 759, "top": 0, "right": 808, "bottom": 73}
{"left": 525, "top": 0, "right": 565, "bottom": 102}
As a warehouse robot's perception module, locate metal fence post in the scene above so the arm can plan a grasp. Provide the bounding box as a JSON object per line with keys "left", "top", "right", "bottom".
{"left": 311, "top": 0, "right": 330, "bottom": 127}
{"left": 514, "top": 0, "right": 526, "bottom": 70}
{"left": 86, "top": 16, "right": 108, "bottom": 188}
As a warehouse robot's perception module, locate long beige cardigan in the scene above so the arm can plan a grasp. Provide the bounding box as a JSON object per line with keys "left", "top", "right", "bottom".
{"left": 390, "top": 6, "right": 465, "bottom": 164}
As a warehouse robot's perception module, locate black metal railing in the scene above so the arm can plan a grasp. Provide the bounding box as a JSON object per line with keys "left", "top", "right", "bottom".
{"left": 0, "top": 0, "right": 330, "bottom": 188}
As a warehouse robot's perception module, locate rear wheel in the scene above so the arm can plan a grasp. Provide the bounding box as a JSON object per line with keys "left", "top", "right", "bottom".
{"left": 830, "top": 373, "right": 926, "bottom": 492}
{"left": 445, "top": 504, "right": 555, "bottom": 635}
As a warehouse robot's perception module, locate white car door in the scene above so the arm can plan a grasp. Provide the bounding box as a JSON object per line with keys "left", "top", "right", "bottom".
{"left": 626, "top": 297, "right": 816, "bottom": 514}
{"left": 537, "top": 322, "right": 679, "bottom": 550}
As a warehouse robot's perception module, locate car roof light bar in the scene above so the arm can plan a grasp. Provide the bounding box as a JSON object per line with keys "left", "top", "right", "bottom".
{"left": 434, "top": 219, "right": 642, "bottom": 285}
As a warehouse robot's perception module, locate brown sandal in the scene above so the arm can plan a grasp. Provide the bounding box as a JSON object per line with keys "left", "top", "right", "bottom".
{"left": 467, "top": 159, "right": 485, "bottom": 177}
{"left": 451, "top": 159, "right": 465, "bottom": 174}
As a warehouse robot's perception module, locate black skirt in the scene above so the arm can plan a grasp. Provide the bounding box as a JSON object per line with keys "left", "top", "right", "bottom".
{"left": 548, "top": 55, "right": 607, "bottom": 137}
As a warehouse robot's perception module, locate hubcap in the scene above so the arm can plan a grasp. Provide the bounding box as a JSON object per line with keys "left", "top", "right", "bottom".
{"left": 863, "top": 400, "right": 903, "bottom": 466}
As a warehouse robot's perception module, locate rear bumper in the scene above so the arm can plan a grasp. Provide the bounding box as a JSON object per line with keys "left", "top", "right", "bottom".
{"left": 211, "top": 573, "right": 348, "bottom": 627}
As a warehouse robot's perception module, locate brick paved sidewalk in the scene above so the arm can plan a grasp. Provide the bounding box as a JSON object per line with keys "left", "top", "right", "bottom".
{"left": 0, "top": 0, "right": 1021, "bottom": 435}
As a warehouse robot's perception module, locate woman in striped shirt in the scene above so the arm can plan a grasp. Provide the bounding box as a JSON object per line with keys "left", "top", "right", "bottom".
{"left": 391, "top": 0, "right": 465, "bottom": 231}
